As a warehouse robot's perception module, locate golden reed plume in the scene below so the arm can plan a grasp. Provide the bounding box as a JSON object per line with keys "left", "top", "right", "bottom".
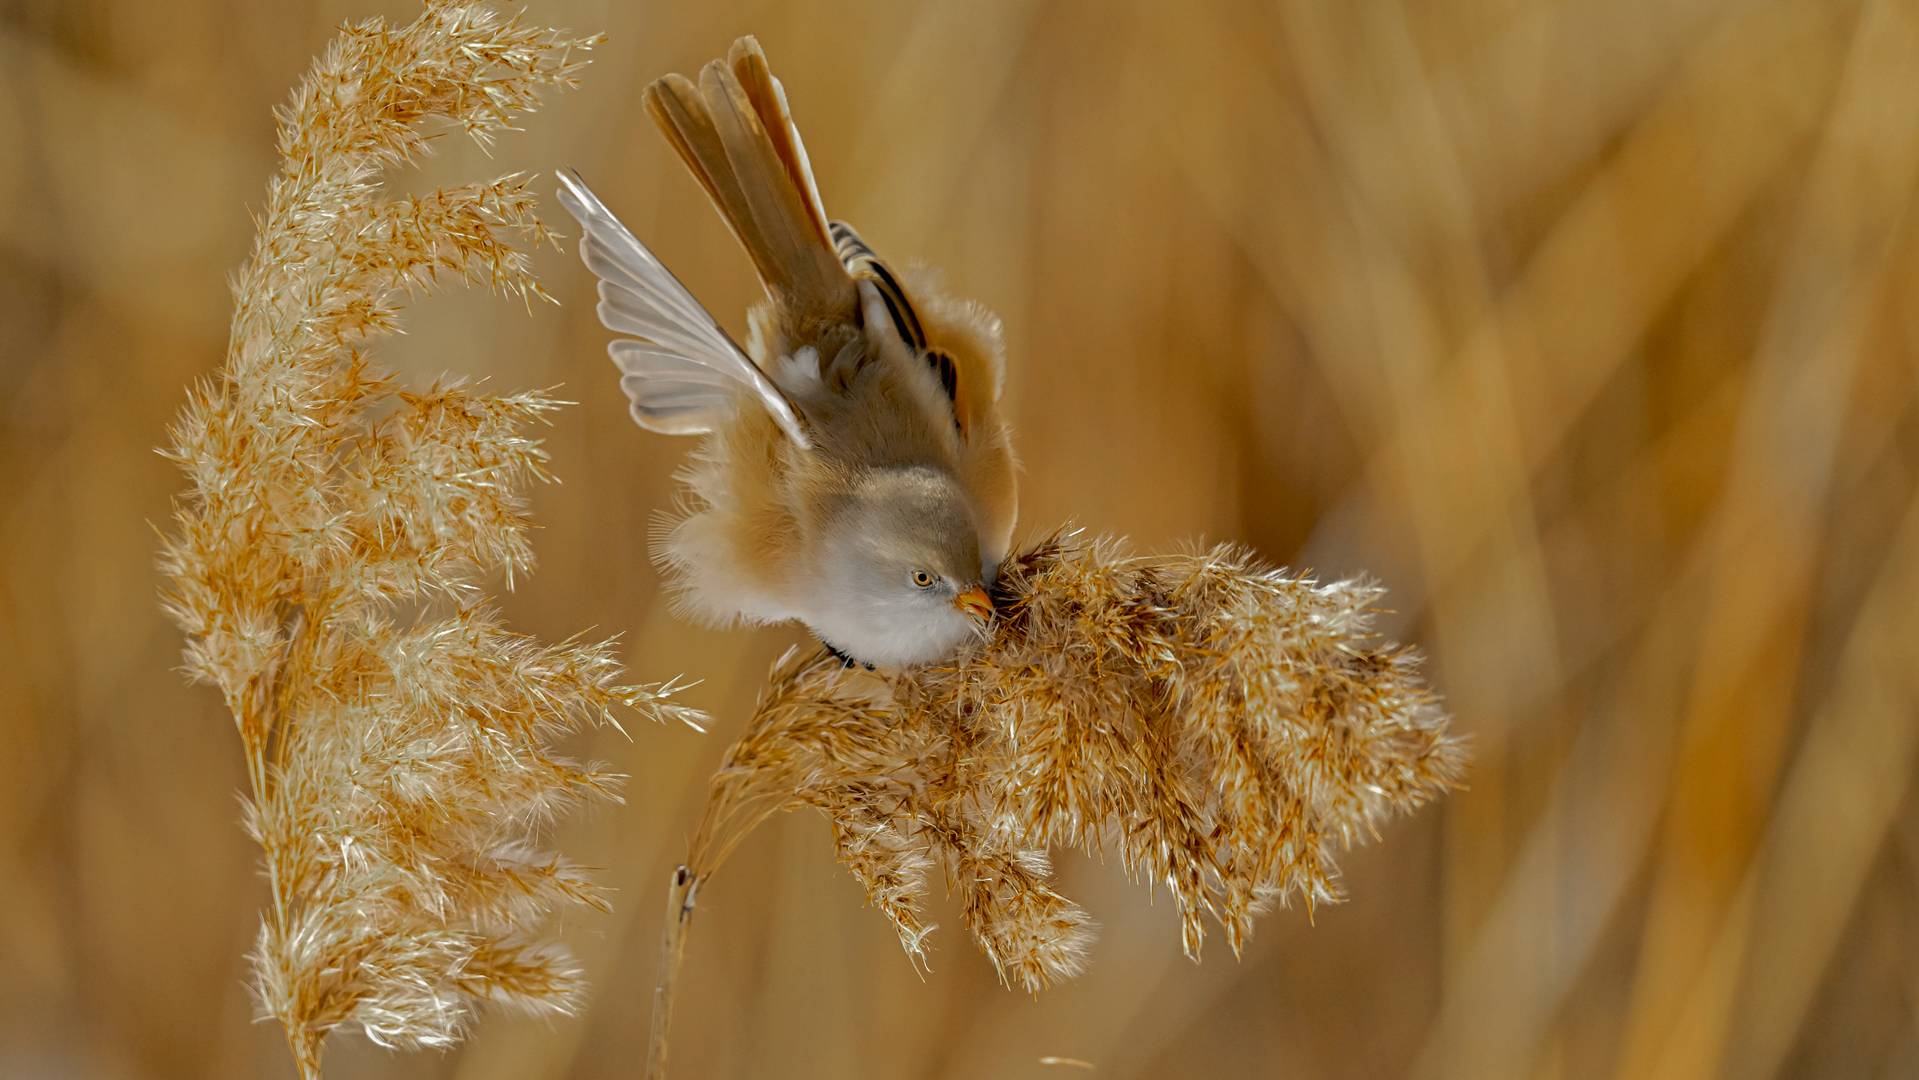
{"left": 155, "top": 4, "right": 695, "bottom": 1075}
{"left": 650, "top": 530, "right": 1466, "bottom": 1074}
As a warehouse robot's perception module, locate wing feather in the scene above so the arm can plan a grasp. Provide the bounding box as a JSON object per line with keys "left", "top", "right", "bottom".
{"left": 555, "top": 168, "right": 812, "bottom": 447}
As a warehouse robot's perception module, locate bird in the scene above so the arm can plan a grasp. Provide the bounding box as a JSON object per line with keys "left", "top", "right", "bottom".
{"left": 554, "top": 36, "right": 1018, "bottom": 669}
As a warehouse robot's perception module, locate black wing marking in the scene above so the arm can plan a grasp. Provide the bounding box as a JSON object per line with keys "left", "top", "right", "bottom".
{"left": 928, "top": 349, "right": 958, "bottom": 402}
{"left": 830, "top": 220, "right": 962, "bottom": 429}
{"left": 830, "top": 221, "right": 924, "bottom": 349}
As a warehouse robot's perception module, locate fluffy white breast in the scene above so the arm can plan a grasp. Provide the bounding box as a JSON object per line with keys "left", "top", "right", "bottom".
{"left": 801, "top": 589, "right": 978, "bottom": 669}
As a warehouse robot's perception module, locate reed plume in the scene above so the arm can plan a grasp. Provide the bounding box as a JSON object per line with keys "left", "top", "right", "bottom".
{"left": 650, "top": 529, "right": 1465, "bottom": 1072}
{"left": 155, "top": 4, "right": 695, "bottom": 1075}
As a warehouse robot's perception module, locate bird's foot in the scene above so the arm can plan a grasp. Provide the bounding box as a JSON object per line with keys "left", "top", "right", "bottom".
{"left": 820, "top": 638, "right": 876, "bottom": 671}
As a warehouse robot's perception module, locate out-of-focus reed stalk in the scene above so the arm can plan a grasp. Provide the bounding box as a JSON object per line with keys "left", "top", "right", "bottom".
{"left": 155, "top": 4, "right": 698, "bottom": 1075}
{"left": 647, "top": 530, "right": 1466, "bottom": 1076}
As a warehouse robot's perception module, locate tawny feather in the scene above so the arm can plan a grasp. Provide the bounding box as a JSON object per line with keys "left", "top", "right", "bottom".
{"left": 642, "top": 38, "right": 853, "bottom": 334}
{"left": 563, "top": 36, "right": 1020, "bottom": 666}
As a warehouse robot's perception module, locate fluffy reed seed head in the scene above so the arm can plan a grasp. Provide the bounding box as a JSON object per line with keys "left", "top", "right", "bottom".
{"left": 154, "top": 4, "right": 697, "bottom": 1074}
{"left": 690, "top": 531, "right": 1467, "bottom": 993}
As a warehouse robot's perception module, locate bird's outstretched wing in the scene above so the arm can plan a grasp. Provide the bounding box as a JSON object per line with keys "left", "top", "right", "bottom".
{"left": 555, "top": 168, "right": 811, "bottom": 447}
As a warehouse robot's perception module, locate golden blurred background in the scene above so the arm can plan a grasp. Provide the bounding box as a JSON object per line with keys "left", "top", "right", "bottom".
{"left": 4, "top": 0, "right": 1918, "bottom": 1076}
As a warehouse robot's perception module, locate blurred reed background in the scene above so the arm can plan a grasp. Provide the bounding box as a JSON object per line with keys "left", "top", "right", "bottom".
{"left": 3, "top": 0, "right": 1917, "bottom": 1076}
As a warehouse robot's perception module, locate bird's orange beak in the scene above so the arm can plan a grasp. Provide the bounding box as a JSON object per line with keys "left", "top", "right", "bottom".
{"left": 953, "top": 585, "right": 994, "bottom": 624}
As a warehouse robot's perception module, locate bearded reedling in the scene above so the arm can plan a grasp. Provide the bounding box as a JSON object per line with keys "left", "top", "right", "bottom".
{"left": 557, "top": 36, "right": 1017, "bottom": 668}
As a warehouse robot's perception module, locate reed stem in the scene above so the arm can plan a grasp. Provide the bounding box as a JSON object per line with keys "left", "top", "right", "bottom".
{"left": 646, "top": 864, "right": 699, "bottom": 1080}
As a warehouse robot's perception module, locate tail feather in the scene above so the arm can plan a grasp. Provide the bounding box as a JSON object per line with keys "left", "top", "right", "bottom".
{"left": 643, "top": 36, "right": 854, "bottom": 325}
{"left": 727, "top": 38, "right": 833, "bottom": 254}
{"left": 644, "top": 73, "right": 751, "bottom": 242}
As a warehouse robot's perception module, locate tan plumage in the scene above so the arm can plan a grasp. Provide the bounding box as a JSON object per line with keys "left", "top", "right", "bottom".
{"left": 557, "top": 36, "right": 1017, "bottom": 667}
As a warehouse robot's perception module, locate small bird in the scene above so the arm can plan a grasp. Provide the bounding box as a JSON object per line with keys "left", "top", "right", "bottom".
{"left": 556, "top": 36, "right": 1018, "bottom": 669}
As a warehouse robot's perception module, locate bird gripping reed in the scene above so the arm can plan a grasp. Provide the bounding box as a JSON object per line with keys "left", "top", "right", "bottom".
{"left": 648, "top": 531, "right": 1467, "bottom": 1074}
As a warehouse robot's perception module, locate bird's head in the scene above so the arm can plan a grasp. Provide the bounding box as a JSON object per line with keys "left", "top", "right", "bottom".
{"left": 805, "top": 466, "right": 994, "bottom": 668}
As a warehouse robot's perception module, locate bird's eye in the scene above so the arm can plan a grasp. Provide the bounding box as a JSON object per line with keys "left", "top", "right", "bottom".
{"left": 910, "top": 570, "right": 936, "bottom": 589}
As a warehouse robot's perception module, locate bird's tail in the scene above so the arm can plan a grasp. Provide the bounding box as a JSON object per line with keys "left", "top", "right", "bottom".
{"left": 643, "top": 37, "right": 855, "bottom": 324}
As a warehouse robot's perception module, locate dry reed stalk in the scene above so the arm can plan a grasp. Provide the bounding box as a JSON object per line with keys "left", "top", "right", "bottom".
{"left": 154, "top": 4, "right": 698, "bottom": 1076}
{"left": 649, "top": 530, "right": 1466, "bottom": 1074}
